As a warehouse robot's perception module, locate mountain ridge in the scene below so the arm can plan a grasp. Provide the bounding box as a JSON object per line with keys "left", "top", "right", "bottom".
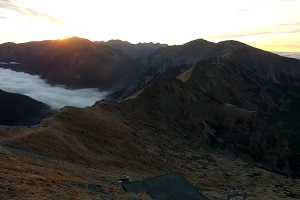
{"left": 0, "top": 37, "right": 137, "bottom": 90}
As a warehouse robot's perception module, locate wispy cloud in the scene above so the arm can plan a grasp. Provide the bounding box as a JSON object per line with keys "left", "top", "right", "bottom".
{"left": 266, "top": 44, "right": 300, "bottom": 50}
{"left": 0, "top": 0, "right": 63, "bottom": 24}
{"left": 278, "top": 22, "right": 300, "bottom": 26}
{"left": 235, "top": 9, "right": 249, "bottom": 14}
{"left": 0, "top": 15, "right": 6, "bottom": 19}
{"left": 210, "top": 22, "right": 300, "bottom": 39}
{"left": 280, "top": 0, "right": 298, "bottom": 2}
{"left": 214, "top": 29, "right": 300, "bottom": 38}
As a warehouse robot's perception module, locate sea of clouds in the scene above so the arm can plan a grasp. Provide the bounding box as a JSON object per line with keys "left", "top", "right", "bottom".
{"left": 276, "top": 52, "right": 300, "bottom": 60}
{"left": 0, "top": 68, "right": 108, "bottom": 109}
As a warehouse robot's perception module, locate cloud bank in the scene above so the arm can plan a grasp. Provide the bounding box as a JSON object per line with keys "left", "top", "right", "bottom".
{"left": 277, "top": 52, "right": 300, "bottom": 60}
{"left": 0, "top": 0, "right": 63, "bottom": 24}
{"left": 0, "top": 67, "right": 108, "bottom": 109}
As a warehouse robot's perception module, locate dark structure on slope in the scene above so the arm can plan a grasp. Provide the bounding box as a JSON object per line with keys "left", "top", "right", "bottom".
{"left": 122, "top": 175, "right": 209, "bottom": 200}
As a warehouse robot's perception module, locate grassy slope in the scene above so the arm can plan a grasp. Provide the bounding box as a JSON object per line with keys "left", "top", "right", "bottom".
{"left": 0, "top": 102, "right": 299, "bottom": 200}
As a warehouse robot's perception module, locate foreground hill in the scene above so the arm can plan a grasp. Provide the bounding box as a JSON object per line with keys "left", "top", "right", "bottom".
{"left": 0, "top": 90, "right": 52, "bottom": 126}
{"left": 1, "top": 102, "right": 299, "bottom": 200}
{"left": 0, "top": 37, "right": 137, "bottom": 90}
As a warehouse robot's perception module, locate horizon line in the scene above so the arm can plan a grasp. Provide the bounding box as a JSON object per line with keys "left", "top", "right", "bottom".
{"left": 1, "top": 36, "right": 300, "bottom": 53}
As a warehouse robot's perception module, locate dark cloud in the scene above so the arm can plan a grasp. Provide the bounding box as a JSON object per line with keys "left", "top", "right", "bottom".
{"left": 0, "top": 0, "right": 63, "bottom": 24}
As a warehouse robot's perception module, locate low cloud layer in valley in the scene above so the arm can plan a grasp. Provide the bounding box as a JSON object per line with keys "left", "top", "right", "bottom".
{"left": 277, "top": 52, "right": 300, "bottom": 60}
{"left": 0, "top": 67, "right": 108, "bottom": 109}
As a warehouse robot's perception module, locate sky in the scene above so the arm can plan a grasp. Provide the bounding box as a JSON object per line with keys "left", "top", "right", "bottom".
{"left": 0, "top": 0, "right": 300, "bottom": 52}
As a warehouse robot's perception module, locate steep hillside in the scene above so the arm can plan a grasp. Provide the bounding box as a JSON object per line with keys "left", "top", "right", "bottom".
{"left": 0, "top": 37, "right": 136, "bottom": 90}
{"left": 0, "top": 90, "right": 52, "bottom": 125}
{"left": 123, "top": 56, "right": 300, "bottom": 177}
{"left": 0, "top": 96, "right": 299, "bottom": 200}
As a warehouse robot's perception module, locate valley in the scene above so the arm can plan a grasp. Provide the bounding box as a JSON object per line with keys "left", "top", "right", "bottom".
{"left": 0, "top": 38, "right": 300, "bottom": 199}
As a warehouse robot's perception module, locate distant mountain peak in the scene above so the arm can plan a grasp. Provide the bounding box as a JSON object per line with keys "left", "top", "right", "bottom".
{"left": 107, "top": 39, "right": 132, "bottom": 45}
{"left": 104, "top": 40, "right": 167, "bottom": 59}
{"left": 58, "top": 36, "right": 93, "bottom": 44}
{"left": 183, "top": 39, "right": 215, "bottom": 47}
{"left": 0, "top": 42, "right": 16, "bottom": 47}
{"left": 217, "top": 40, "right": 249, "bottom": 48}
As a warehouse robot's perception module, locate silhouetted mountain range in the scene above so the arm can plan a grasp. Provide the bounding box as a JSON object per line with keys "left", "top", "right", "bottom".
{"left": 139, "top": 39, "right": 300, "bottom": 86}
{"left": 101, "top": 39, "right": 167, "bottom": 59}
{"left": 0, "top": 37, "right": 137, "bottom": 90}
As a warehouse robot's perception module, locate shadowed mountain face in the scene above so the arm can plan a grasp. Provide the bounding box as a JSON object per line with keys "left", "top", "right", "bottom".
{"left": 117, "top": 39, "right": 300, "bottom": 177}
{"left": 0, "top": 90, "right": 52, "bottom": 126}
{"left": 138, "top": 40, "right": 300, "bottom": 88}
{"left": 123, "top": 56, "right": 300, "bottom": 176}
{"left": 0, "top": 37, "right": 137, "bottom": 90}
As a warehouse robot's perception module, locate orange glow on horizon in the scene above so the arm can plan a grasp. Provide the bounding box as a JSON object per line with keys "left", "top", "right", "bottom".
{"left": 0, "top": 0, "right": 299, "bottom": 52}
